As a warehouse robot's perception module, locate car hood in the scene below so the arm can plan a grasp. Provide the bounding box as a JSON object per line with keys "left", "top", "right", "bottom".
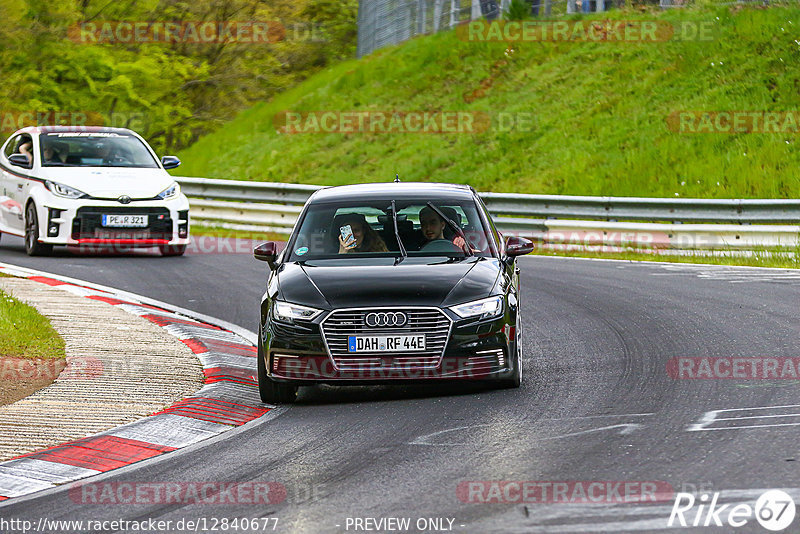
{"left": 277, "top": 257, "right": 502, "bottom": 309}
{"left": 39, "top": 168, "right": 172, "bottom": 198}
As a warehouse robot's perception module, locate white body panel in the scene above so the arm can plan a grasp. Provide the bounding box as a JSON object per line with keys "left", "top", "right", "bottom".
{"left": 0, "top": 127, "right": 190, "bottom": 249}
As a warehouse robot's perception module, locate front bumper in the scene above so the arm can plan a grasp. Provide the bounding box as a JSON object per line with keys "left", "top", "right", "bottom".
{"left": 38, "top": 195, "right": 190, "bottom": 247}
{"left": 262, "top": 309, "right": 516, "bottom": 385}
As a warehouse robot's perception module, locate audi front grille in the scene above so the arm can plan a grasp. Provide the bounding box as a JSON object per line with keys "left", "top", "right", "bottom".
{"left": 321, "top": 307, "right": 452, "bottom": 371}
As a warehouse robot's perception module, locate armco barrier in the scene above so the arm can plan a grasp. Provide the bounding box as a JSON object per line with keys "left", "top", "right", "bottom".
{"left": 174, "top": 177, "right": 800, "bottom": 250}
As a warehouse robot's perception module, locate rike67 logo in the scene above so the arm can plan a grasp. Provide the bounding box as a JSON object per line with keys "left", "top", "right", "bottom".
{"left": 668, "top": 490, "right": 796, "bottom": 531}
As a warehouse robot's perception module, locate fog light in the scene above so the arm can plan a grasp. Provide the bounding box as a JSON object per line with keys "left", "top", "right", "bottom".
{"left": 47, "top": 208, "right": 62, "bottom": 237}
{"left": 178, "top": 210, "right": 189, "bottom": 238}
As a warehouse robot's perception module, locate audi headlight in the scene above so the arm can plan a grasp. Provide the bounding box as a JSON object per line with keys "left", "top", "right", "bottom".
{"left": 450, "top": 296, "right": 504, "bottom": 320}
{"left": 273, "top": 301, "right": 322, "bottom": 322}
{"left": 157, "top": 182, "right": 179, "bottom": 200}
{"left": 44, "top": 180, "right": 86, "bottom": 199}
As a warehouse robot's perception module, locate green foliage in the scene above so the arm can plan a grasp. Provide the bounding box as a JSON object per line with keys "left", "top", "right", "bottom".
{"left": 505, "top": 0, "right": 532, "bottom": 20}
{"left": 0, "top": 0, "right": 359, "bottom": 153}
{"left": 177, "top": 6, "right": 800, "bottom": 199}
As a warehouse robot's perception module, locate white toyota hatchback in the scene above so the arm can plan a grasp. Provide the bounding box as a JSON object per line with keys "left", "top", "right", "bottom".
{"left": 0, "top": 126, "right": 190, "bottom": 256}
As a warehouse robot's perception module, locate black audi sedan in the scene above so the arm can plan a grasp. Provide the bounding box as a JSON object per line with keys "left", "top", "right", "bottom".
{"left": 253, "top": 182, "right": 534, "bottom": 403}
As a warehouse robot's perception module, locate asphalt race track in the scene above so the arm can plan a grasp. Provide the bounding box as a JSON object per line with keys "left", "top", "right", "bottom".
{"left": 2, "top": 234, "right": 800, "bottom": 532}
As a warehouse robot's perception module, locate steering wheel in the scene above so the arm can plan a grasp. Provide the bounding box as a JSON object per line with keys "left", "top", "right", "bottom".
{"left": 420, "top": 239, "right": 462, "bottom": 253}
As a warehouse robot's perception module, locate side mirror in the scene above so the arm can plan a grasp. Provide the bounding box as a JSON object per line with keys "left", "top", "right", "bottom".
{"left": 505, "top": 236, "right": 534, "bottom": 258}
{"left": 8, "top": 154, "right": 31, "bottom": 168}
{"left": 254, "top": 241, "right": 278, "bottom": 268}
{"left": 161, "top": 156, "right": 181, "bottom": 169}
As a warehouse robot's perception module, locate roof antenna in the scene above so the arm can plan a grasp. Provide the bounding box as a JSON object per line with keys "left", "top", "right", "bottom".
{"left": 394, "top": 173, "right": 400, "bottom": 183}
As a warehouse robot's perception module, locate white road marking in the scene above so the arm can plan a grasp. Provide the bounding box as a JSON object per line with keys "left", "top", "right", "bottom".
{"left": 688, "top": 404, "right": 800, "bottom": 431}
{"left": 537, "top": 424, "right": 643, "bottom": 440}
{"left": 410, "top": 417, "right": 647, "bottom": 445}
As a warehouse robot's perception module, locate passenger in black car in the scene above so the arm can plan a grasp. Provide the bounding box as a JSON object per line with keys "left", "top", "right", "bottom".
{"left": 337, "top": 213, "right": 389, "bottom": 253}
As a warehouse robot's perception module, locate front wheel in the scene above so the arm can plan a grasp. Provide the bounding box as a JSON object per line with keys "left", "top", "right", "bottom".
{"left": 159, "top": 244, "right": 187, "bottom": 257}
{"left": 498, "top": 320, "right": 523, "bottom": 389}
{"left": 257, "top": 340, "right": 298, "bottom": 404}
{"left": 25, "top": 203, "right": 53, "bottom": 257}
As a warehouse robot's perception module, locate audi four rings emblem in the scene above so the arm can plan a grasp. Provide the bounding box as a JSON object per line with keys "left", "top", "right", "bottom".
{"left": 365, "top": 312, "right": 408, "bottom": 327}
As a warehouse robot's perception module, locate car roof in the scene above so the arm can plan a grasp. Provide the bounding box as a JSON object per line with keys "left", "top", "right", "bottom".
{"left": 309, "top": 182, "right": 477, "bottom": 203}
{"left": 15, "top": 126, "right": 138, "bottom": 136}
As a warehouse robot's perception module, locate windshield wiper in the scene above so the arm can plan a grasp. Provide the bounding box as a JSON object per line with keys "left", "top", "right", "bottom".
{"left": 426, "top": 202, "right": 475, "bottom": 256}
{"left": 391, "top": 200, "right": 408, "bottom": 265}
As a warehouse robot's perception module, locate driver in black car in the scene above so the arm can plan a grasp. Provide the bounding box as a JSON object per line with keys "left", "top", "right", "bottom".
{"left": 419, "top": 205, "right": 476, "bottom": 251}
{"left": 419, "top": 205, "right": 447, "bottom": 243}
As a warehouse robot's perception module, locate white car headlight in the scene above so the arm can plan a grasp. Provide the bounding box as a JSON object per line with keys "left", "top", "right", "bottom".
{"left": 157, "top": 182, "right": 179, "bottom": 200}
{"left": 44, "top": 180, "right": 86, "bottom": 199}
{"left": 273, "top": 301, "right": 322, "bottom": 322}
{"left": 449, "top": 296, "right": 504, "bottom": 320}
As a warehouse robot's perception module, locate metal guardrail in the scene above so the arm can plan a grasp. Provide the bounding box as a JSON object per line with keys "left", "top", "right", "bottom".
{"left": 175, "top": 177, "right": 800, "bottom": 250}
{"left": 480, "top": 193, "right": 800, "bottom": 224}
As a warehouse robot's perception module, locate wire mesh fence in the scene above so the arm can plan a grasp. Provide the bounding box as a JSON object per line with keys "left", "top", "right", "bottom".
{"left": 356, "top": 0, "right": 639, "bottom": 56}
{"left": 357, "top": 0, "right": 792, "bottom": 56}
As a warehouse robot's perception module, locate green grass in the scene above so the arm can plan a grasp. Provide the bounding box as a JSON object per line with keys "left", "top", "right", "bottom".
{"left": 176, "top": 5, "right": 800, "bottom": 199}
{"left": 0, "top": 290, "right": 66, "bottom": 360}
{"left": 191, "top": 225, "right": 290, "bottom": 241}
{"left": 531, "top": 247, "right": 800, "bottom": 268}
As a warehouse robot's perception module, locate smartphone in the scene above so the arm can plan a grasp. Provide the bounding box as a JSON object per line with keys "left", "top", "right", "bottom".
{"left": 340, "top": 224, "right": 354, "bottom": 247}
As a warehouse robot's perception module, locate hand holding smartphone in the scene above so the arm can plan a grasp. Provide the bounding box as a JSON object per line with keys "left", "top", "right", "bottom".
{"left": 339, "top": 224, "right": 356, "bottom": 251}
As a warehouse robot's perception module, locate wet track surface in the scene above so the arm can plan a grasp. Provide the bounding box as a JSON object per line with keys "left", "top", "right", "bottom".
{"left": 2, "top": 235, "right": 800, "bottom": 532}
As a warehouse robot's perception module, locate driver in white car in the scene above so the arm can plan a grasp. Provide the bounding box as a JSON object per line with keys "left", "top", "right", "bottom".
{"left": 93, "top": 140, "right": 127, "bottom": 165}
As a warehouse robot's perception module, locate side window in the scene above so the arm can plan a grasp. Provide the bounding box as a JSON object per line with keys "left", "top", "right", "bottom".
{"left": 7, "top": 135, "right": 34, "bottom": 164}
{"left": 3, "top": 135, "right": 21, "bottom": 159}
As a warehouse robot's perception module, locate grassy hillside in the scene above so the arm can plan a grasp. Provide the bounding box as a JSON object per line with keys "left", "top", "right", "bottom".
{"left": 177, "top": 5, "right": 800, "bottom": 198}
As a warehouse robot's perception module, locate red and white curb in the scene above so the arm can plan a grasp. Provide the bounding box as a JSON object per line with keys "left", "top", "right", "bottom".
{"left": 0, "top": 262, "right": 270, "bottom": 502}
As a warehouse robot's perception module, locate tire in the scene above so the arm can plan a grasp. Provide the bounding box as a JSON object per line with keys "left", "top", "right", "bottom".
{"left": 498, "top": 318, "right": 523, "bottom": 389}
{"left": 25, "top": 203, "right": 53, "bottom": 257}
{"left": 159, "top": 244, "right": 187, "bottom": 257}
{"left": 258, "top": 338, "right": 298, "bottom": 404}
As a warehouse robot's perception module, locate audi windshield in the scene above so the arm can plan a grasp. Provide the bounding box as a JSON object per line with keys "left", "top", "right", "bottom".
{"left": 286, "top": 199, "right": 497, "bottom": 261}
